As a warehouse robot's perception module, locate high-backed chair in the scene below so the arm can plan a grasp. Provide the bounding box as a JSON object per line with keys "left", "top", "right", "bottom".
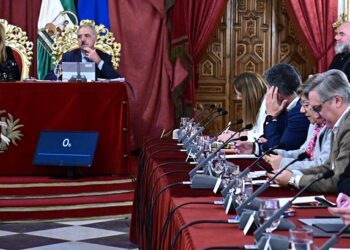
{"left": 0, "top": 19, "right": 33, "bottom": 80}
{"left": 51, "top": 20, "right": 121, "bottom": 69}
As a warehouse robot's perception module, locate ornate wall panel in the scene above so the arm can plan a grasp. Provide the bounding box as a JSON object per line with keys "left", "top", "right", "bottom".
{"left": 195, "top": 0, "right": 315, "bottom": 135}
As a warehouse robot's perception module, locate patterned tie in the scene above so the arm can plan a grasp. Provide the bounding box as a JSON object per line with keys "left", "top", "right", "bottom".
{"left": 305, "top": 124, "right": 323, "bottom": 159}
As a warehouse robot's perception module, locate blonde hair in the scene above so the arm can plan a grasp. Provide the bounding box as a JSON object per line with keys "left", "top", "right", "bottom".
{"left": 233, "top": 72, "right": 268, "bottom": 126}
{"left": 0, "top": 23, "right": 6, "bottom": 63}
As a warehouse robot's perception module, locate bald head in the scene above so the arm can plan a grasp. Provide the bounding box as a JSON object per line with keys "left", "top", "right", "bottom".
{"left": 335, "top": 22, "right": 350, "bottom": 54}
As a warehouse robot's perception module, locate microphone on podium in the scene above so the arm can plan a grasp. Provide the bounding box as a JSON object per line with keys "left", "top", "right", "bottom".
{"left": 221, "top": 143, "right": 284, "bottom": 197}
{"left": 236, "top": 152, "right": 309, "bottom": 215}
{"left": 254, "top": 169, "right": 335, "bottom": 240}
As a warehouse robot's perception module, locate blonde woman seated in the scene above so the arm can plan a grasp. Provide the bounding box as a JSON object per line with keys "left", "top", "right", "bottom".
{"left": 0, "top": 23, "right": 20, "bottom": 81}
{"left": 218, "top": 72, "right": 268, "bottom": 143}
{"left": 263, "top": 80, "right": 331, "bottom": 171}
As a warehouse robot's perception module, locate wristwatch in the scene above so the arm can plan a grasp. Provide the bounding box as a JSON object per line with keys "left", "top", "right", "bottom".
{"left": 288, "top": 176, "right": 296, "bottom": 189}
{"left": 265, "top": 115, "right": 277, "bottom": 125}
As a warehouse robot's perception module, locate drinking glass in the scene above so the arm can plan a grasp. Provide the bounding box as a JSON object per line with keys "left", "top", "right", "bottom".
{"left": 234, "top": 175, "right": 253, "bottom": 205}
{"left": 210, "top": 151, "right": 226, "bottom": 177}
{"left": 289, "top": 227, "right": 313, "bottom": 250}
{"left": 53, "top": 64, "right": 62, "bottom": 81}
{"left": 258, "top": 199, "right": 281, "bottom": 234}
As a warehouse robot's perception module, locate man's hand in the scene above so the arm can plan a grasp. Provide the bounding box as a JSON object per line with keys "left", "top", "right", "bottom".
{"left": 267, "top": 169, "right": 292, "bottom": 187}
{"left": 336, "top": 193, "right": 350, "bottom": 208}
{"left": 263, "top": 154, "right": 282, "bottom": 170}
{"left": 82, "top": 47, "right": 102, "bottom": 64}
{"left": 265, "top": 86, "right": 287, "bottom": 117}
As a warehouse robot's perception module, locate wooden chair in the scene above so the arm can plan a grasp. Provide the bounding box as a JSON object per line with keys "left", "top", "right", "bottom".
{"left": 0, "top": 19, "right": 33, "bottom": 80}
{"left": 51, "top": 20, "right": 121, "bottom": 69}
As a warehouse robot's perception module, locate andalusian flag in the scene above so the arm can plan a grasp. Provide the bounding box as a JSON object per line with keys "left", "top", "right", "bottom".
{"left": 37, "top": 0, "right": 77, "bottom": 79}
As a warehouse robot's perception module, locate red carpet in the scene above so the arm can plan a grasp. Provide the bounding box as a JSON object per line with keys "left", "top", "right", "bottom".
{"left": 0, "top": 175, "right": 135, "bottom": 222}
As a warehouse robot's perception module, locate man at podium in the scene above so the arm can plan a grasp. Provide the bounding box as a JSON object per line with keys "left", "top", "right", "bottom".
{"left": 46, "top": 23, "right": 121, "bottom": 80}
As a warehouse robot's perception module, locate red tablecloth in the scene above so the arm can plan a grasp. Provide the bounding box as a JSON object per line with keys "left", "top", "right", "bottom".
{"left": 130, "top": 138, "right": 350, "bottom": 249}
{"left": 0, "top": 82, "right": 130, "bottom": 175}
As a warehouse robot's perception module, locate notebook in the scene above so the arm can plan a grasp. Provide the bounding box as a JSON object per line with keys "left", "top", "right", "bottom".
{"left": 33, "top": 131, "right": 99, "bottom": 167}
{"left": 62, "top": 62, "right": 95, "bottom": 81}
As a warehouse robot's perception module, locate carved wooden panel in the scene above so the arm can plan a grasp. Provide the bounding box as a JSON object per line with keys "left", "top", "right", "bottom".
{"left": 196, "top": 0, "right": 315, "bottom": 135}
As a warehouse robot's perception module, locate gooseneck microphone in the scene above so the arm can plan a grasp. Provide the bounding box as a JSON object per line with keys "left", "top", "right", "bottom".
{"left": 236, "top": 152, "right": 309, "bottom": 215}
{"left": 188, "top": 123, "right": 253, "bottom": 178}
{"left": 254, "top": 169, "right": 335, "bottom": 240}
{"left": 183, "top": 110, "right": 228, "bottom": 147}
{"left": 221, "top": 143, "right": 284, "bottom": 197}
{"left": 179, "top": 107, "right": 219, "bottom": 142}
{"left": 190, "top": 104, "right": 216, "bottom": 123}
{"left": 318, "top": 223, "right": 350, "bottom": 250}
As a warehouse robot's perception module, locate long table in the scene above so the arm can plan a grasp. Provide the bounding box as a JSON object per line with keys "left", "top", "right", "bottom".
{"left": 130, "top": 138, "right": 350, "bottom": 249}
{"left": 0, "top": 82, "right": 130, "bottom": 175}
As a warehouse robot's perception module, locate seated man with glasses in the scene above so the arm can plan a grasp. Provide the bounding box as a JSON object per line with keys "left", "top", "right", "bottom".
{"left": 270, "top": 69, "right": 350, "bottom": 193}
{"left": 263, "top": 78, "right": 331, "bottom": 172}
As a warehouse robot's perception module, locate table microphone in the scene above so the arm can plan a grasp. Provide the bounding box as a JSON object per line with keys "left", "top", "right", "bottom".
{"left": 221, "top": 143, "right": 284, "bottom": 197}
{"left": 183, "top": 110, "right": 228, "bottom": 147}
{"left": 195, "top": 119, "right": 243, "bottom": 159}
{"left": 236, "top": 152, "right": 309, "bottom": 215}
{"left": 254, "top": 169, "right": 334, "bottom": 240}
{"left": 188, "top": 123, "right": 253, "bottom": 178}
{"left": 190, "top": 104, "right": 216, "bottom": 123}
{"left": 317, "top": 223, "right": 350, "bottom": 250}
{"left": 179, "top": 107, "right": 219, "bottom": 142}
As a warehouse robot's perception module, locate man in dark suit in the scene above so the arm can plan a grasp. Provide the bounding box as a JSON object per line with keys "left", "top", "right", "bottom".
{"left": 46, "top": 24, "right": 121, "bottom": 80}
{"left": 329, "top": 22, "right": 350, "bottom": 81}
{"left": 272, "top": 69, "right": 350, "bottom": 193}
{"left": 234, "top": 64, "right": 309, "bottom": 155}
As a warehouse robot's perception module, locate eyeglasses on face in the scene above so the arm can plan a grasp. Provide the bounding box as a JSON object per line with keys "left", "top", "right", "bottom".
{"left": 311, "top": 96, "right": 334, "bottom": 113}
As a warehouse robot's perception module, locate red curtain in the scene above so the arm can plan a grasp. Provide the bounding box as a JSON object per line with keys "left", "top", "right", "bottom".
{"left": 108, "top": 0, "right": 175, "bottom": 148}
{"left": 285, "top": 0, "right": 338, "bottom": 72}
{"left": 170, "top": 0, "right": 227, "bottom": 107}
{"left": 0, "top": 0, "right": 42, "bottom": 78}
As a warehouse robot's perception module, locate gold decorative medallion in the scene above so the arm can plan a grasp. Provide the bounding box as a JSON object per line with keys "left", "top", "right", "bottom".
{"left": 0, "top": 110, "right": 24, "bottom": 153}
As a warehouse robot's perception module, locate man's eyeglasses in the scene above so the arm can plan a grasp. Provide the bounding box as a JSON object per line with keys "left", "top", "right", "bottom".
{"left": 311, "top": 96, "right": 334, "bottom": 113}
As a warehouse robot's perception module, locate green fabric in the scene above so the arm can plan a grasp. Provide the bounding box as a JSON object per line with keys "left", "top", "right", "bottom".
{"left": 60, "top": 0, "right": 76, "bottom": 14}
{"left": 37, "top": 42, "right": 53, "bottom": 80}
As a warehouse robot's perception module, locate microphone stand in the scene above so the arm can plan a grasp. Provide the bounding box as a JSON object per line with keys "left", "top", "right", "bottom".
{"left": 188, "top": 124, "right": 253, "bottom": 178}
{"left": 317, "top": 223, "right": 350, "bottom": 250}
{"left": 236, "top": 153, "right": 308, "bottom": 215}
{"left": 221, "top": 144, "right": 282, "bottom": 197}
{"left": 254, "top": 170, "right": 334, "bottom": 240}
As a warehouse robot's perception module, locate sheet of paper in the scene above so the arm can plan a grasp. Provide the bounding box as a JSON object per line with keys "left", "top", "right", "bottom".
{"left": 226, "top": 154, "right": 256, "bottom": 159}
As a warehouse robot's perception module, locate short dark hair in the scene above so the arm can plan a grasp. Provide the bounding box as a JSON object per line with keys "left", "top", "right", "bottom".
{"left": 264, "top": 63, "right": 301, "bottom": 96}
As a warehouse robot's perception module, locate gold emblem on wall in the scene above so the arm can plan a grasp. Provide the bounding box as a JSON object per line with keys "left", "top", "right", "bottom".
{"left": 0, "top": 110, "right": 24, "bottom": 153}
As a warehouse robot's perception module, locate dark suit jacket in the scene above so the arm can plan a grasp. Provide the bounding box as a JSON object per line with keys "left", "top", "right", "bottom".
{"left": 46, "top": 49, "right": 121, "bottom": 80}
{"left": 260, "top": 100, "right": 309, "bottom": 153}
{"left": 329, "top": 52, "right": 350, "bottom": 82}
{"left": 300, "top": 110, "right": 350, "bottom": 193}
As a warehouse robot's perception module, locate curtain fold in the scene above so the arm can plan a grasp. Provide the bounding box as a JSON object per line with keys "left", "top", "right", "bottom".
{"left": 285, "top": 0, "right": 338, "bottom": 72}
{"left": 170, "top": 0, "right": 227, "bottom": 107}
{"left": 109, "top": 0, "right": 174, "bottom": 148}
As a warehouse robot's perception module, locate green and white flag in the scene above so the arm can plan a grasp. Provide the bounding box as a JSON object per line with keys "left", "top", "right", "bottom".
{"left": 37, "top": 0, "right": 77, "bottom": 79}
